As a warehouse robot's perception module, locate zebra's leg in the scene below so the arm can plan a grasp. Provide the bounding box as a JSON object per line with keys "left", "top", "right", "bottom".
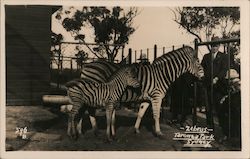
{"left": 67, "top": 113, "right": 78, "bottom": 139}
{"left": 134, "top": 102, "right": 150, "bottom": 134}
{"left": 151, "top": 97, "right": 164, "bottom": 137}
{"left": 67, "top": 114, "right": 72, "bottom": 137}
{"left": 75, "top": 106, "right": 87, "bottom": 136}
{"left": 111, "top": 109, "right": 116, "bottom": 139}
{"left": 88, "top": 107, "right": 99, "bottom": 136}
{"left": 105, "top": 105, "right": 113, "bottom": 142}
{"left": 76, "top": 119, "right": 83, "bottom": 135}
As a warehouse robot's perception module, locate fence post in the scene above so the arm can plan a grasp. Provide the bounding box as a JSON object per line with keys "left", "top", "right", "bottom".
{"left": 70, "top": 58, "right": 73, "bottom": 76}
{"left": 57, "top": 43, "right": 62, "bottom": 89}
{"left": 147, "top": 48, "right": 149, "bottom": 59}
{"left": 227, "top": 43, "right": 231, "bottom": 138}
{"left": 172, "top": 45, "right": 175, "bottom": 51}
{"left": 193, "top": 82, "right": 197, "bottom": 125}
{"left": 163, "top": 47, "right": 165, "bottom": 54}
{"left": 50, "top": 57, "right": 52, "bottom": 73}
{"left": 193, "top": 39, "right": 199, "bottom": 125}
{"left": 128, "top": 48, "right": 132, "bottom": 64}
{"left": 140, "top": 49, "right": 143, "bottom": 60}
{"left": 194, "top": 39, "right": 198, "bottom": 58}
{"left": 135, "top": 50, "right": 137, "bottom": 63}
{"left": 61, "top": 56, "right": 63, "bottom": 71}
{"left": 122, "top": 46, "right": 125, "bottom": 61}
{"left": 154, "top": 44, "right": 157, "bottom": 60}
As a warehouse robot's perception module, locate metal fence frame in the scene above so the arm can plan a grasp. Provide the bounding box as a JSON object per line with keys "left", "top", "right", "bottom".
{"left": 193, "top": 37, "right": 240, "bottom": 138}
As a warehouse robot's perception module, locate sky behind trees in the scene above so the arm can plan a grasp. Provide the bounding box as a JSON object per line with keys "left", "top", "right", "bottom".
{"left": 51, "top": 6, "right": 238, "bottom": 62}
{"left": 52, "top": 7, "right": 198, "bottom": 62}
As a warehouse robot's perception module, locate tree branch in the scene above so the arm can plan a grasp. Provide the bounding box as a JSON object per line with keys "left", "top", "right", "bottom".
{"left": 85, "top": 43, "right": 104, "bottom": 58}
{"left": 174, "top": 19, "right": 202, "bottom": 42}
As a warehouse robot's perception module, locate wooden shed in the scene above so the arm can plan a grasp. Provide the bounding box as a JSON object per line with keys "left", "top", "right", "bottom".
{"left": 5, "top": 5, "right": 60, "bottom": 105}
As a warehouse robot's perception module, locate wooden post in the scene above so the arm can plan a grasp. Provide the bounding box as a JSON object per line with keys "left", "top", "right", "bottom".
{"left": 172, "top": 45, "right": 175, "bottom": 51}
{"left": 163, "top": 47, "right": 165, "bottom": 54}
{"left": 61, "top": 56, "right": 64, "bottom": 70}
{"left": 194, "top": 39, "right": 198, "bottom": 58}
{"left": 140, "top": 49, "right": 143, "bottom": 60}
{"left": 193, "top": 39, "right": 199, "bottom": 125}
{"left": 210, "top": 40, "right": 215, "bottom": 129}
{"left": 121, "top": 46, "right": 125, "bottom": 61}
{"left": 57, "top": 44, "right": 61, "bottom": 89}
{"left": 154, "top": 44, "right": 157, "bottom": 60}
{"left": 128, "top": 48, "right": 132, "bottom": 64}
{"left": 193, "top": 82, "right": 197, "bottom": 125}
{"left": 70, "top": 58, "right": 73, "bottom": 76}
{"left": 147, "top": 48, "right": 149, "bottom": 59}
{"left": 135, "top": 50, "right": 137, "bottom": 63}
{"left": 227, "top": 43, "right": 231, "bottom": 138}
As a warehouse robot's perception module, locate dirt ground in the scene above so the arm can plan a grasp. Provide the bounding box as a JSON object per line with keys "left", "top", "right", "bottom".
{"left": 5, "top": 106, "right": 240, "bottom": 151}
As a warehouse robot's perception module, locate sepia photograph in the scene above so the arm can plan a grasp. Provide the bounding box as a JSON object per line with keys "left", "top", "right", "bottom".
{"left": 0, "top": 0, "right": 249, "bottom": 159}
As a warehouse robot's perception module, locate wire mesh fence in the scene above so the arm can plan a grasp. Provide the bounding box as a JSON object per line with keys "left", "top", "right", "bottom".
{"left": 50, "top": 42, "right": 126, "bottom": 91}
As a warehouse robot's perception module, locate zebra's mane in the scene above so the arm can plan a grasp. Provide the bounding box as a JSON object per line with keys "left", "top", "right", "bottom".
{"left": 107, "top": 64, "right": 136, "bottom": 81}
{"left": 153, "top": 46, "right": 194, "bottom": 65}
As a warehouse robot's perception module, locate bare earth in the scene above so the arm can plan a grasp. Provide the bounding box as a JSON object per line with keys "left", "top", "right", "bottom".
{"left": 6, "top": 106, "right": 239, "bottom": 151}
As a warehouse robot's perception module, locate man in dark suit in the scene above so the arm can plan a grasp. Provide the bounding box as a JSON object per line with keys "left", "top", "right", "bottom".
{"left": 201, "top": 36, "right": 229, "bottom": 128}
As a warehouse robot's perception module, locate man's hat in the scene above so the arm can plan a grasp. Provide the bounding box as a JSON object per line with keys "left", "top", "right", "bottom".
{"left": 211, "top": 36, "right": 220, "bottom": 41}
{"left": 211, "top": 36, "right": 220, "bottom": 47}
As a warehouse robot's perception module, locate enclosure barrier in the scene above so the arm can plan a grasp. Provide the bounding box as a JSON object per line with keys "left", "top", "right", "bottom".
{"left": 194, "top": 37, "right": 240, "bottom": 138}
{"left": 50, "top": 39, "right": 241, "bottom": 134}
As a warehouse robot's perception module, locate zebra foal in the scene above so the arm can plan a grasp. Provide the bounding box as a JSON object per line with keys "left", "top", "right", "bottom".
{"left": 65, "top": 65, "right": 140, "bottom": 141}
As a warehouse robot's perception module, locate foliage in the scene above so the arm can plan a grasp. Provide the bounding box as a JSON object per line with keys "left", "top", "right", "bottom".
{"left": 173, "top": 7, "right": 240, "bottom": 51}
{"left": 55, "top": 6, "right": 138, "bottom": 62}
{"left": 75, "top": 48, "right": 88, "bottom": 69}
{"left": 51, "top": 32, "right": 63, "bottom": 56}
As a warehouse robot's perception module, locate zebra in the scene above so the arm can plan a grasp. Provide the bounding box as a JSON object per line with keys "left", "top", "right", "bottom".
{"left": 80, "top": 60, "right": 120, "bottom": 83}
{"left": 62, "top": 46, "right": 204, "bottom": 137}
{"left": 65, "top": 65, "right": 140, "bottom": 141}
{"left": 133, "top": 46, "right": 204, "bottom": 136}
{"left": 61, "top": 60, "right": 120, "bottom": 136}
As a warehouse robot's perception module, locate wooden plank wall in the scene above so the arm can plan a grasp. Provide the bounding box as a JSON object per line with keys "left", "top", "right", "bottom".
{"left": 6, "top": 5, "right": 53, "bottom": 105}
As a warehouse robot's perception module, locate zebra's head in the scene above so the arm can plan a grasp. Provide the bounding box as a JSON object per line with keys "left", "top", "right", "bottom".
{"left": 189, "top": 57, "right": 204, "bottom": 80}
{"left": 123, "top": 65, "right": 140, "bottom": 88}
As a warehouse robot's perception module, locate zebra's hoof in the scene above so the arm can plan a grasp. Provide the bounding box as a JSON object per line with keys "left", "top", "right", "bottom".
{"left": 67, "top": 132, "right": 79, "bottom": 141}
{"left": 94, "top": 129, "right": 100, "bottom": 137}
{"left": 104, "top": 137, "right": 113, "bottom": 143}
{"left": 111, "top": 135, "right": 117, "bottom": 141}
{"left": 72, "top": 134, "right": 79, "bottom": 141}
{"left": 134, "top": 128, "right": 140, "bottom": 134}
{"left": 155, "top": 131, "right": 165, "bottom": 138}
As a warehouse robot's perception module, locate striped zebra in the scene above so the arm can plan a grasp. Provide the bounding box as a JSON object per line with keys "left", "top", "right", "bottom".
{"left": 65, "top": 65, "right": 140, "bottom": 141}
{"left": 80, "top": 60, "right": 120, "bottom": 83}
{"left": 62, "top": 46, "right": 204, "bottom": 137}
{"left": 61, "top": 60, "right": 121, "bottom": 136}
{"left": 80, "top": 60, "right": 120, "bottom": 134}
{"left": 133, "top": 46, "right": 204, "bottom": 136}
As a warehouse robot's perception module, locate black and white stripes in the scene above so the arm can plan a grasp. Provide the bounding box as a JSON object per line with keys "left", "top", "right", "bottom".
{"left": 134, "top": 46, "right": 204, "bottom": 135}
{"left": 65, "top": 65, "right": 140, "bottom": 140}
{"left": 62, "top": 46, "right": 204, "bottom": 139}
